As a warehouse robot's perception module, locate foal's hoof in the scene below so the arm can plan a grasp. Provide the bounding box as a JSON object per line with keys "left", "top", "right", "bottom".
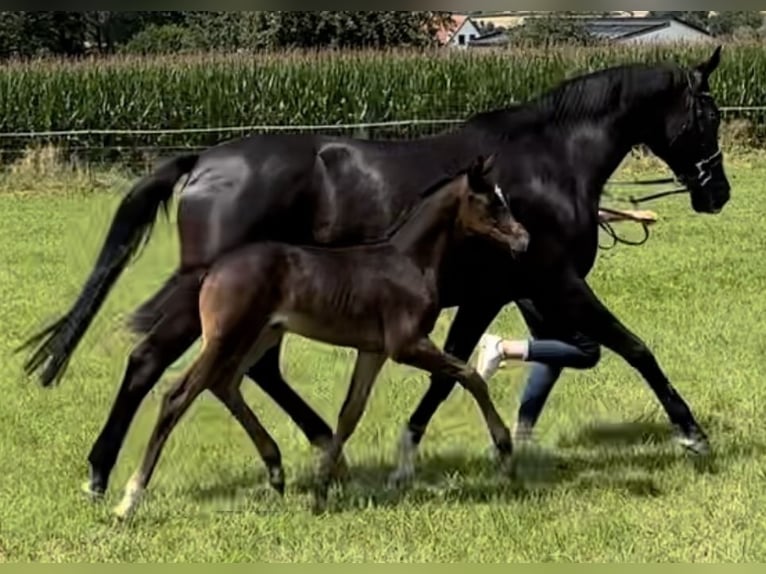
{"left": 81, "top": 480, "right": 105, "bottom": 502}
{"left": 331, "top": 454, "right": 351, "bottom": 483}
{"left": 112, "top": 500, "right": 135, "bottom": 522}
{"left": 387, "top": 465, "right": 414, "bottom": 489}
{"left": 675, "top": 428, "right": 711, "bottom": 456}
{"left": 311, "top": 487, "right": 330, "bottom": 515}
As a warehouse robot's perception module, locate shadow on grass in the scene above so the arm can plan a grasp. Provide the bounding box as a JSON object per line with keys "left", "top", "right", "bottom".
{"left": 185, "top": 418, "right": 765, "bottom": 515}
{"left": 556, "top": 420, "right": 674, "bottom": 449}
{"left": 187, "top": 445, "right": 670, "bottom": 514}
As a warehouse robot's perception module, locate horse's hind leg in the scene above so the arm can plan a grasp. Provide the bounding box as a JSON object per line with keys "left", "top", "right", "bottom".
{"left": 313, "top": 352, "right": 386, "bottom": 514}
{"left": 209, "top": 384, "right": 286, "bottom": 496}
{"left": 393, "top": 337, "right": 514, "bottom": 478}
{"left": 85, "top": 273, "right": 201, "bottom": 498}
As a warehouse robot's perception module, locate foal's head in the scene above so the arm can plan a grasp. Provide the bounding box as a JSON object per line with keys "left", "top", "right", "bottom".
{"left": 457, "top": 155, "right": 529, "bottom": 254}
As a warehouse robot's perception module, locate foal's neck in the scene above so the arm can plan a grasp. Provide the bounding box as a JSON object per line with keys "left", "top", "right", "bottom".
{"left": 389, "top": 181, "right": 461, "bottom": 276}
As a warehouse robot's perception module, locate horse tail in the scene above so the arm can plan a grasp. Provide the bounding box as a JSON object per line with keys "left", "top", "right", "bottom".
{"left": 16, "top": 153, "right": 200, "bottom": 388}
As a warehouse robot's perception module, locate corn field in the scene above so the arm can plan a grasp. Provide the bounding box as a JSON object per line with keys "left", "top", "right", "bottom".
{"left": 0, "top": 43, "right": 764, "bottom": 166}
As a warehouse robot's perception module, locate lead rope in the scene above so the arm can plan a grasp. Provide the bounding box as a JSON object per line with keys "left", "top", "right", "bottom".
{"left": 598, "top": 177, "right": 690, "bottom": 251}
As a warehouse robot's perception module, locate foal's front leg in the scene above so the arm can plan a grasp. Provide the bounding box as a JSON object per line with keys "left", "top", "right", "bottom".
{"left": 313, "top": 352, "right": 386, "bottom": 514}
{"left": 393, "top": 338, "right": 514, "bottom": 475}
{"left": 391, "top": 300, "right": 504, "bottom": 485}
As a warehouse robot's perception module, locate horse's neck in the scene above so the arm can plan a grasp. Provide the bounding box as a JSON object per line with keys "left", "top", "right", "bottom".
{"left": 554, "top": 113, "right": 642, "bottom": 212}
{"left": 389, "top": 185, "right": 458, "bottom": 275}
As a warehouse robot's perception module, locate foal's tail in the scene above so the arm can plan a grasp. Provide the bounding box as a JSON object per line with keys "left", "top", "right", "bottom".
{"left": 16, "top": 153, "right": 200, "bottom": 388}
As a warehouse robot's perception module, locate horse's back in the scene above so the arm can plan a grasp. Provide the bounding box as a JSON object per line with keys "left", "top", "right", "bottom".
{"left": 175, "top": 132, "right": 447, "bottom": 268}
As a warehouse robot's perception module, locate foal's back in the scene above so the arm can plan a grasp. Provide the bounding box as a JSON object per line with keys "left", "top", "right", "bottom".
{"left": 200, "top": 240, "right": 433, "bottom": 354}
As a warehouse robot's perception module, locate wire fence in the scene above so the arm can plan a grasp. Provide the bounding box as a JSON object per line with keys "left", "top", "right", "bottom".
{"left": 3, "top": 104, "right": 766, "bottom": 172}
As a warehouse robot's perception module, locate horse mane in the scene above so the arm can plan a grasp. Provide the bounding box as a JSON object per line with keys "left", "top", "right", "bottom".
{"left": 464, "top": 62, "right": 690, "bottom": 138}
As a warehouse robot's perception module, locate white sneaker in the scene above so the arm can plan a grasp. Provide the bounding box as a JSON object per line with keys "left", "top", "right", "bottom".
{"left": 476, "top": 334, "right": 504, "bottom": 380}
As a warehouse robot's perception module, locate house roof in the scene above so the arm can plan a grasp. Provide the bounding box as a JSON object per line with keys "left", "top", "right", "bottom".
{"left": 435, "top": 14, "right": 468, "bottom": 45}
{"left": 468, "top": 15, "right": 712, "bottom": 47}
{"left": 580, "top": 16, "right": 712, "bottom": 40}
{"left": 470, "top": 30, "right": 510, "bottom": 47}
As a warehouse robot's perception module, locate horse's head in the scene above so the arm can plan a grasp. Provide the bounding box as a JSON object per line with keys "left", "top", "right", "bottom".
{"left": 459, "top": 154, "right": 529, "bottom": 254}
{"left": 645, "top": 46, "right": 730, "bottom": 214}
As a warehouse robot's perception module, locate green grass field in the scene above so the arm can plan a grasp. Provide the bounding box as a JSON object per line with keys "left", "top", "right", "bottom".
{"left": 1, "top": 151, "right": 765, "bottom": 562}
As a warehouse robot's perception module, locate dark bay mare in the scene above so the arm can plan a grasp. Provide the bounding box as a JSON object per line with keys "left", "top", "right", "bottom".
{"left": 19, "top": 48, "right": 731, "bottom": 497}
{"left": 111, "top": 156, "right": 530, "bottom": 519}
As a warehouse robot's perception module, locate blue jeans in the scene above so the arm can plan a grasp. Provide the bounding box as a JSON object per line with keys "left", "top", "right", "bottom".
{"left": 516, "top": 300, "right": 601, "bottom": 427}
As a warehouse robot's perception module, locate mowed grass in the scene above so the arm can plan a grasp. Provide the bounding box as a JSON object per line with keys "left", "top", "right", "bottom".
{"left": 1, "top": 152, "right": 765, "bottom": 562}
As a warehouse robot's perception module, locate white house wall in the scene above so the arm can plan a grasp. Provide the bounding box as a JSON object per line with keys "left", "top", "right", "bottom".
{"left": 449, "top": 20, "right": 482, "bottom": 47}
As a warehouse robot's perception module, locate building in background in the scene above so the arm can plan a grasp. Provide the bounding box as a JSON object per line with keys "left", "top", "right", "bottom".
{"left": 463, "top": 14, "right": 715, "bottom": 48}
{"left": 435, "top": 14, "right": 482, "bottom": 48}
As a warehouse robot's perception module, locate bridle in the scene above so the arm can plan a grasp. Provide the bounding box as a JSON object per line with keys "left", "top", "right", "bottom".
{"left": 598, "top": 86, "right": 723, "bottom": 251}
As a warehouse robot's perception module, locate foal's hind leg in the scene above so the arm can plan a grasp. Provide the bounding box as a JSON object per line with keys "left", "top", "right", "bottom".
{"left": 85, "top": 276, "right": 201, "bottom": 498}
{"left": 209, "top": 384, "right": 286, "bottom": 495}
{"left": 113, "top": 340, "right": 238, "bottom": 520}
{"left": 313, "top": 352, "right": 386, "bottom": 514}
{"left": 113, "top": 361, "right": 208, "bottom": 520}
{"left": 393, "top": 338, "right": 514, "bottom": 479}
{"left": 246, "top": 343, "right": 349, "bottom": 480}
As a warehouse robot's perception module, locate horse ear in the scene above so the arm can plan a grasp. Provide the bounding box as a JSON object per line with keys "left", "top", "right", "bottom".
{"left": 693, "top": 45, "right": 722, "bottom": 86}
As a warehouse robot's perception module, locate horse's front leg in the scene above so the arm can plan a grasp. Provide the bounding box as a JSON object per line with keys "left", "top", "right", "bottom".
{"left": 534, "top": 271, "right": 709, "bottom": 455}
{"left": 389, "top": 299, "right": 505, "bottom": 486}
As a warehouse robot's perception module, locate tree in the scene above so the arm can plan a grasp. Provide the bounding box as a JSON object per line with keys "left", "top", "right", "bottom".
{"left": 250, "top": 11, "right": 452, "bottom": 50}
{"left": 0, "top": 12, "right": 24, "bottom": 57}
{"left": 120, "top": 24, "right": 202, "bottom": 55}
{"left": 707, "top": 11, "right": 763, "bottom": 37}
{"left": 509, "top": 13, "right": 598, "bottom": 47}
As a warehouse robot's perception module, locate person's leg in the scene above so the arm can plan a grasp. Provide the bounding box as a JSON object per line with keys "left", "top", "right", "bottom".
{"left": 475, "top": 300, "right": 600, "bottom": 441}
{"left": 476, "top": 332, "right": 599, "bottom": 380}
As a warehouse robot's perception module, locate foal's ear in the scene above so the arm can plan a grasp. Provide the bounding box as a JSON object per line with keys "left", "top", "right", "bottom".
{"left": 466, "top": 155, "right": 487, "bottom": 187}
{"left": 482, "top": 153, "right": 497, "bottom": 175}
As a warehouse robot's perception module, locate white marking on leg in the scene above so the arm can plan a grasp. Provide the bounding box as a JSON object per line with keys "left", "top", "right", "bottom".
{"left": 113, "top": 471, "right": 144, "bottom": 520}
{"left": 81, "top": 480, "right": 104, "bottom": 500}
{"left": 388, "top": 426, "right": 419, "bottom": 487}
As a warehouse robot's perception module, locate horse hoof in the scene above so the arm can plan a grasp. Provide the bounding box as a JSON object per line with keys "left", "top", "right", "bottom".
{"left": 676, "top": 429, "right": 711, "bottom": 456}
{"left": 81, "top": 481, "right": 105, "bottom": 502}
{"left": 268, "top": 466, "right": 286, "bottom": 497}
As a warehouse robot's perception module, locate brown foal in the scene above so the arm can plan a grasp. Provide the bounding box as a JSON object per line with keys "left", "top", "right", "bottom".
{"left": 113, "top": 155, "right": 530, "bottom": 519}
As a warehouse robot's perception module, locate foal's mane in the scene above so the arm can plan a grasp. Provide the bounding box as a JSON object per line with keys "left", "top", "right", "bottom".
{"left": 322, "top": 166, "right": 474, "bottom": 250}
{"left": 464, "top": 61, "right": 690, "bottom": 139}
